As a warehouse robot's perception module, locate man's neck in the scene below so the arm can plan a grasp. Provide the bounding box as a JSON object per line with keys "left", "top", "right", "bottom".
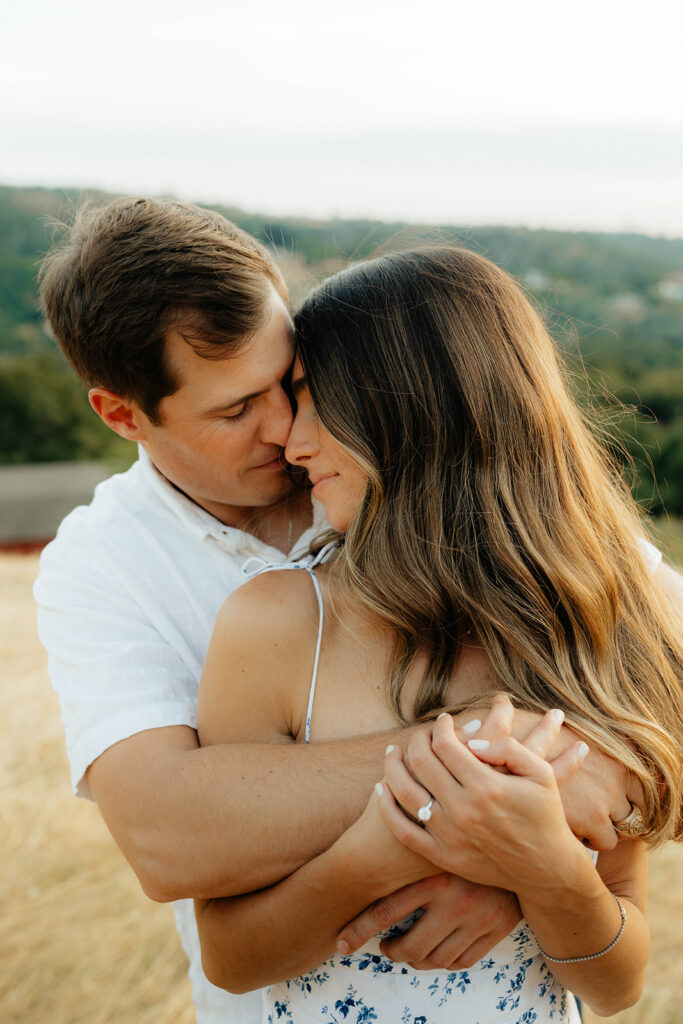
{"left": 167, "top": 477, "right": 313, "bottom": 554}
{"left": 235, "top": 489, "right": 314, "bottom": 553}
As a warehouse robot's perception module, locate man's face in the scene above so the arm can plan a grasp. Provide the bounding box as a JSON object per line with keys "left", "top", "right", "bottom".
{"left": 139, "top": 287, "right": 296, "bottom": 526}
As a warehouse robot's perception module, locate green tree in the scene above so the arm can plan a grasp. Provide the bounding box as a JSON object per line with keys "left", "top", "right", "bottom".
{"left": 0, "top": 350, "right": 132, "bottom": 465}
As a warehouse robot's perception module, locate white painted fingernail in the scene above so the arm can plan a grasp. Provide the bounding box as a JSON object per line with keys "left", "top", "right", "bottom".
{"left": 437, "top": 712, "right": 449, "bottom": 720}
{"left": 462, "top": 718, "right": 482, "bottom": 734}
{"left": 551, "top": 709, "right": 565, "bottom": 725}
{"left": 577, "top": 742, "right": 590, "bottom": 762}
{"left": 385, "top": 744, "right": 396, "bottom": 756}
{"left": 375, "top": 781, "right": 385, "bottom": 797}
{"left": 468, "top": 738, "right": 490, "bottom": 750}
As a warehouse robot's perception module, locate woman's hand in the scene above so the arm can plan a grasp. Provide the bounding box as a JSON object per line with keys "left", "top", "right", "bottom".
{"left": 378, "top": 705, "right": 592, "bottom": 897}
{"left": 335, "top": 770, "right": 441, "bottom": 898}
{"left": 338, "top": 697, "right": 523, "bottom": 894}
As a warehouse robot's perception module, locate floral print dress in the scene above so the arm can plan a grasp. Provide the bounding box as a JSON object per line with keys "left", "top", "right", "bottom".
{"left": 262, "top": 915, "right": 580, "bottom": 1024}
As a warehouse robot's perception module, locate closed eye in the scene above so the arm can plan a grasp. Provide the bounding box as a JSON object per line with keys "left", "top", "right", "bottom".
{"left": 223, "top": 401, "right": 250, "bottom": 421}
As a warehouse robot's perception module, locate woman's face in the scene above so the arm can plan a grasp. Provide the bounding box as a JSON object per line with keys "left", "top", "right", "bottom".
{"left": 285, "top": 358, "right": 368, "bottom": 531}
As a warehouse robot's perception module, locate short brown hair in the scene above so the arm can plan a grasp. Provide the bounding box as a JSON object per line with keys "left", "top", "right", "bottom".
{"left": 39, "top": 197, "right": 288, "bottom": 422}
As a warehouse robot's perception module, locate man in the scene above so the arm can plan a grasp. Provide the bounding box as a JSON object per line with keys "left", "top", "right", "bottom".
{"left": 34, "top": 197, "right": 672, "bottom": 1022}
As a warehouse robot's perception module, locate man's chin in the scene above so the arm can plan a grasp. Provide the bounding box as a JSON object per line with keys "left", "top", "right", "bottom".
{"left": 244, "top": 472, "right": 299, "bottom": 507}
{"left": 182, "top": 470, "right": 295, "bottom": 520}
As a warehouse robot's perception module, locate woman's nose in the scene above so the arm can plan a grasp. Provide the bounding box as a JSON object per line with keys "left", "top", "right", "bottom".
{"left": 285, "top": 410, "right": 319, "bottom": 465}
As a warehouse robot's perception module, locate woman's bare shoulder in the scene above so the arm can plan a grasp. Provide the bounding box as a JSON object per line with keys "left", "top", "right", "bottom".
{"left": 200, "top": 569, "right": 323, "bottom": 745}
{"left": 215, "top": 567, "right": 322, "bottom": 650}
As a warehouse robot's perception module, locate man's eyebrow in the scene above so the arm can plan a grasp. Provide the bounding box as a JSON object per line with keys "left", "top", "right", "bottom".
{"left": 290, "top": 375, "right": 308, "bottom": 398}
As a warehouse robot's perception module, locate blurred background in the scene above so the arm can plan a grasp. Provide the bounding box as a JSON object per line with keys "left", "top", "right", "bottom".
{"left": 1, "top": 1, "right": 681, "bottom": 1021}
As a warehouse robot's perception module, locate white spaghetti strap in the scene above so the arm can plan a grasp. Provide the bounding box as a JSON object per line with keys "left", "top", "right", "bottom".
{"left": 303, "top": 568, "right": 324, "bottom": 743}
{"left": 309, "top": 540, "right": 339, "bottom": 568}
{"left": 240, "top": 540, "right": 338, "bottom": 744}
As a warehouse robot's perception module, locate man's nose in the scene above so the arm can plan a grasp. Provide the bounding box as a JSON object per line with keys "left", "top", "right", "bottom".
{"left": 261, "top": 387, "right": 294, "bottom": 448}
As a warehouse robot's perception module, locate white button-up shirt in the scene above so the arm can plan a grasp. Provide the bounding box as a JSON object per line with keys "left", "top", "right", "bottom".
{"left": 34, "top": 448, "right": 325, "bottom": 1024}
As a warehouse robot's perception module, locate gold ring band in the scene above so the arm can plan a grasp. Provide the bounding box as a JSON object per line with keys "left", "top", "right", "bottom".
{"left": 612, "top": 803, "right": 646, "bottom": 839}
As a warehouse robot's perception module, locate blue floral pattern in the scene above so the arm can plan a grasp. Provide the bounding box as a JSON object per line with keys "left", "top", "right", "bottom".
{"left": 264, "top": 921, "right": 580, "bottom": 1023}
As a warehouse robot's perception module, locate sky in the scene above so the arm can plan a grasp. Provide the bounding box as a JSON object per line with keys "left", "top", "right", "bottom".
{"left": 1, "top": 0, "right": 682, "bottom": 234}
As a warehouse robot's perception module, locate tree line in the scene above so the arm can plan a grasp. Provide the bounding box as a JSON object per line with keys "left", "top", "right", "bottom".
{"left": 1, "top": 185, "right": 681, "bottom": 516}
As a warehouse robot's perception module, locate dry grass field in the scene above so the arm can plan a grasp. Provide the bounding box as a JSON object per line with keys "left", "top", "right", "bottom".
{"left": 1, "top": 553, "right": 194, "bottom": 1023}
{"left": 2, "top": 549, "right": 682, "bottom": 1024}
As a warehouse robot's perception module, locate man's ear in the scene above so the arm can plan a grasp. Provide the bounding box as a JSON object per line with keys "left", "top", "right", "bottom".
{"left": 88, "top": 388, "right": 149, "bottom": 441}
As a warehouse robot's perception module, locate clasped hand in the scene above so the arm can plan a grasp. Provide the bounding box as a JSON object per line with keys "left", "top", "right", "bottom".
{"left": 338, "top": 694, "right": 635, "bottom": 968}
{"left": 377, "top": 698, "right": 590, "bottom": 896}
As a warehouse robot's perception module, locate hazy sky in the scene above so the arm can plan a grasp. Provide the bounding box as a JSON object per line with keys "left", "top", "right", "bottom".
{"left": 2, "top": 0, "right": 682, "bottom": 233}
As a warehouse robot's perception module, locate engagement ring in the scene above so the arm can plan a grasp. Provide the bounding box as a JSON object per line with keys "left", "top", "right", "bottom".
{"left": 417, "top": 799, "right": 433, "bottom": 823}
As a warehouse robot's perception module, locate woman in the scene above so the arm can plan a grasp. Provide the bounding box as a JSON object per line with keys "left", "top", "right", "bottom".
{"left": 195, "top": 247, "right": 683, "bottom": 1022}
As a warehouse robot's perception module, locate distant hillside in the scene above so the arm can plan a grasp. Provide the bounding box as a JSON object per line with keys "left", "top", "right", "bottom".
{"left": 0, "top": 185, "right": 681, "bottom": 514}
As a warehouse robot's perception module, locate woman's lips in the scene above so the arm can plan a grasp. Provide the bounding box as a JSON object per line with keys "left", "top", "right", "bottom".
{"left": 310, "top": 474, "right": 338, "bottom": 498}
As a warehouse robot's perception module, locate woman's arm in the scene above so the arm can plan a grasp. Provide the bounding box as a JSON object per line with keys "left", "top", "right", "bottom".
{"left": 196, "top": 583, "right": 649, "bottom": 992}
{"left": 196, "top": 798, "right": 438, "bottom": 992}
{"left": 195, "top": 568, "right": 438, "bottom": 990}
{"left": 378, "top": 710, "right": 649, "bottom": 1017}
{"left": 518, "top": 839, "right": 648, "bottom": 1016}
{"left": 195, "top": 582, "right": 529, "bottom": 990}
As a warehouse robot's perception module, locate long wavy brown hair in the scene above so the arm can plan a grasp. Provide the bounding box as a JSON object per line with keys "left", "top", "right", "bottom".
{"left": 294, "top": 246, "right": 683, "bottom": 845}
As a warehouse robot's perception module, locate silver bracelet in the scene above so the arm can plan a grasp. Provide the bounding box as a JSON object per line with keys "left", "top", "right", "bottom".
{"left": 538, "top": 895, "right": 627, "bottom": 964}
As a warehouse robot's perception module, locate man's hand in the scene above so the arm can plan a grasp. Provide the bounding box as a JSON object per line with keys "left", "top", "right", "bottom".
{"left": 557, "top": 741, "right": 641, "bottom": 851}
{"left": 337, "top": 873, "right": 522, "bottom": 970}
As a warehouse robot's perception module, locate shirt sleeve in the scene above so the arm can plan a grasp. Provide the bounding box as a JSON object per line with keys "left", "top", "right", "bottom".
{"left": 638, "top": 537, "right": 663, "bottom": 576}
{"left": 34, "top": 518, "right": 198, "bottom": 800}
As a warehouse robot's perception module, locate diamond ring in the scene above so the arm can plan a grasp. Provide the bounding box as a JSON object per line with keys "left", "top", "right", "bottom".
{"left": 417, "top": 799, "right": 433, "bottom": 823}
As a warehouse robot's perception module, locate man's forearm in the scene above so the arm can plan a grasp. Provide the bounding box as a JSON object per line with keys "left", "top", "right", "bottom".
{"left": 88, "top": 724, "right": 404, "bottom": 902}
{"left": 90, "top": 707, "right": 554, "bottom": 903}
{"left": 196, "top": 814, "right": 434, "bottom": 993}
